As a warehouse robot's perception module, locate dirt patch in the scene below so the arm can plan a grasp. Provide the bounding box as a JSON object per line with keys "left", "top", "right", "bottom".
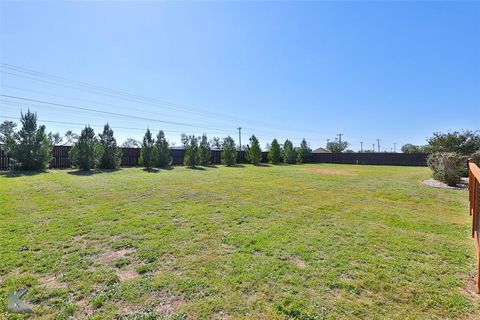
{"left": 118, "top": 269, "right": 139, "bottom": 282}
{"left": 95, "top": 248, "right": 136, "bottom": 265}
{"left": 304, "top": 168, "right": 356, "bottom": 175}
{"left": 76, "top": 298, "right": 94, "bottom": 318}
{"left": 461, "top": 276, "right": 480, "bottom": 301}
{"left": 292, "top": 257, "right": 306, "bottom": 269}
{"left": 422, "top": 178, "right": 468, "bottom": 190}
{"left": 151, "top": 291, "right": 185, "bottom": 315}
{"left": 38, "top": 274, "right": 67, "bottom": 290}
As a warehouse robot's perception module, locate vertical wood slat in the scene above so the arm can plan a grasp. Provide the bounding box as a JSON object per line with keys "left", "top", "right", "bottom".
{"left": 468, "top": 159, "right": 480, "bottom": 293}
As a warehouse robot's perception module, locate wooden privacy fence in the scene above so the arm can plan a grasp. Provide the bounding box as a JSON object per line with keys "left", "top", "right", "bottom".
{"left": 468, "top": 159, "right": 480, "bottom": 293}
{"left": 0, "top": 145, "right": 428, "bottom": 170}
{"left": 311, "top": 152, "right": 428, "bottom": 166}
{"left": 0, "top": 146, "right": 248, "bottom": 170}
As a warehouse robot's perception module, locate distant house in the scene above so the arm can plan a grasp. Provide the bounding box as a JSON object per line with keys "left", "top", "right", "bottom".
{"left": 312, "top": 147, "right": 330, "bottom": 153}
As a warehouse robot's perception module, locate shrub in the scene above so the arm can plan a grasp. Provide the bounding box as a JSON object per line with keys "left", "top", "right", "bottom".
{"left": 427, "top": 152, "right": 465, "bottom": 186}
{"left": 246, "top": 135, "right": 262, "bottom": 165}
{"left": 70, "top": 126, "right": 103, "bottom": 170}
{"left": 7, "top": 111, "right": 53, "bottom": 171}
{"left": 283, "top": 139, "right": 296, "bottom": 164}
{"left": 199, "top": 134, "right": 211, "bottom": 166}
{"left": 471, "top": 151, "right": 480, "bottom": 166}
{"left": 155, "top": 130, "right": 170, "bottom": 167}
{"left": 98, "top": 124, "right": 122, "bottom": 169}
{"left": 296, "top": 138, "right": 312, "bottom": 163}
{"left": 268, "top": 138, "right": 281, "bottom": 165}
{"left": 222, "top": 136, "right": 237, "bottom": 166}
{"left": 426, "top": 130, "right": 480, "bottom": 155}
{"left": 140, "top": 129, "right": 157, "bottom": 170}
{"left": 184, "top": 135, "right": 200, "bottom": 168}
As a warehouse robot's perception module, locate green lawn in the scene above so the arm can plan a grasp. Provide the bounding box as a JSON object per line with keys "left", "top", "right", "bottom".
{"left": 0, "top": 164, "right": 478, "bottom": 319}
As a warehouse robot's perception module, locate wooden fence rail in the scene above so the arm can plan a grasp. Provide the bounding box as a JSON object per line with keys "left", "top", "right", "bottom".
{"left": 468, "top": 159, "right": 480, "bottom": 293}
{"left": 0, "top": 145, "right": 428, "bottom": 170}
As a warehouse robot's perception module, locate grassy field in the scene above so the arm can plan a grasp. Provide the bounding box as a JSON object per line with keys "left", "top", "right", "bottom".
{"left": 0, "top": 164, "right": 478, "bottom": 319}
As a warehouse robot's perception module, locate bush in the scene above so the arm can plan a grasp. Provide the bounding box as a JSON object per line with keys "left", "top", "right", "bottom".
{"left": 98, "top": 124, "right": 122, "bottom": 169}
{"left": 296, "top": 139, "right": 312, "bottom": 163}
{"left": 427, "top": 152, "right": 465, "bottom": 186}
{"left": 199, "top": 134, "right": 211, "bottom": 166}
{"left": 246, "top": 135, "right": 262, "bottom": 165}
{"left": 268, "top": 138, "right": 281, "bottom": 165}
{"left": 283, "top": 139, "right": 296, "bottom": 164}
{"left": 70, "top": 126, "right": 103, "bottom": 170}
{"left": 7, "top": 111, "right": 52, "bottom": 171}
{"left": 184, "top": 135, "right": 200, "bottom": 168}
{"left": 426, "top": 130, "right": 480, "bottom": 155}
{"left": 155, "top": 130, "right": 170, "bottom": 167}
{"left": 140, "top": 129, "right": 157, "bottom": 170}
{"left": 222, "top": 136, "right": 237, "bottom": 166}
{"left": 471, "top": 151, "right": 480, "bottom": 166}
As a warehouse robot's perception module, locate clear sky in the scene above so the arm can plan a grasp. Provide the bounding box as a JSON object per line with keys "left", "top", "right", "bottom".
{"left": 1, "top": 1, "right": 479, "bottom": 151}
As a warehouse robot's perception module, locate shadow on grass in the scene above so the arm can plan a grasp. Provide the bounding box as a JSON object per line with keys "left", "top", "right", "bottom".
{"left": 230, "top": 164, "right": 245, "bottom": 168}
{"left": 204, "top": 165, "right": 218, "bottom": 169}
{"left": 256, "top": 163, "right": 271, "bottom": 167}
{"left": 142, "top": 168, "right": 160, "bottom": 173}
{"left": 68, "top": 168, "right": 121, "bottom": 176}
{"left": 186, "top": 166, "right": 206, "bottom": 171}
{"left": 0, "top": 170, "right": 46, "bottom": 178}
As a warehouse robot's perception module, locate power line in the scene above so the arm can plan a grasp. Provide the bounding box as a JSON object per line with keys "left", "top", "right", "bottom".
{"left": 0, "top": 115, "right": 211, "bottom": 135}
{"left": 0, "top": 94, "right": 234, "bottom": 133}
{"left": 0, "top": 84, "right": 243, "bottom": 130}
{"left": 1, "top": 63, "right": 334, "bottom": 137}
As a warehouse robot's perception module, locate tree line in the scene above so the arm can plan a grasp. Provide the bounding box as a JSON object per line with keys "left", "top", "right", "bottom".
{"left": 0, "top": 110, "right": 313, "bottom": 171}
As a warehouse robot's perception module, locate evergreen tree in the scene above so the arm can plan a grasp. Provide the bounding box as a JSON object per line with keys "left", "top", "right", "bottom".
{"left": 221, "top": 136, "right": 237, "bottom": 166}
{"left": 8, "top": 111, "right": 53, "bottom": 171}
{"left": 99, "top": 123, "right": 122, "bottom": 169}
{"left": 199, "top": 134, "right": 211, "bottom": 165}
{"left": 184, "top": 135, "right": 200, "bottom": 168}
{"left": 210, "top": 137, "right": 222, "bottom": 149}
{"left": 70, "top": 125, "right": 102, "bottom": 170}
{"left": 0, "top": 120, "right": 17, "bottom": 144}
{"left": 268, "top": 138, "right": 281, "bottom": 165}
{"left": 155, "top": 130, "right": 170, "bottom": 167}
{"left": 246, "top": 135, "right": 262, "bottom": 165}
{"left": 140, "top": 129, "right": 156, "bottom": 170}
{"left": 8, "top": 110, "right": 53, "bottom": 170}
{"left": 283, "top": 139, "right": 296, "bottom": 164}
{"left": 297, "top": 139, "right": 312, "bottom": 163}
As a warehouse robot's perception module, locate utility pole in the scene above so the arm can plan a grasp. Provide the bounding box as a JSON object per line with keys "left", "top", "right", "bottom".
{"left": 237, "top": 127, "right": 242, "bottom": 151}
{"left": 337, "top": 133, "right": 344, "bottom": 143}
{"left": 360, "top": 141, "right": 363, "bottom": 152}
{"left": 376, "top": 139, "right": 381, "bottom": 153}
{"left": 373, "top": 144, "right": 375, "bottom": 152}
{"left": 393, "top": 143, "right": 397, "bottom": 153}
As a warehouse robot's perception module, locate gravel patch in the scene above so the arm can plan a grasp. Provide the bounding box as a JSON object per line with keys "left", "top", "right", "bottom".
{"left": 422, "top": 178, "right": 468, "bottom": 190}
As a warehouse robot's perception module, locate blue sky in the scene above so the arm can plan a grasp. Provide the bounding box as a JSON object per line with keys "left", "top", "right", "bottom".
{"left": 1, "top": 1, "right": 479, "bottom": 151}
